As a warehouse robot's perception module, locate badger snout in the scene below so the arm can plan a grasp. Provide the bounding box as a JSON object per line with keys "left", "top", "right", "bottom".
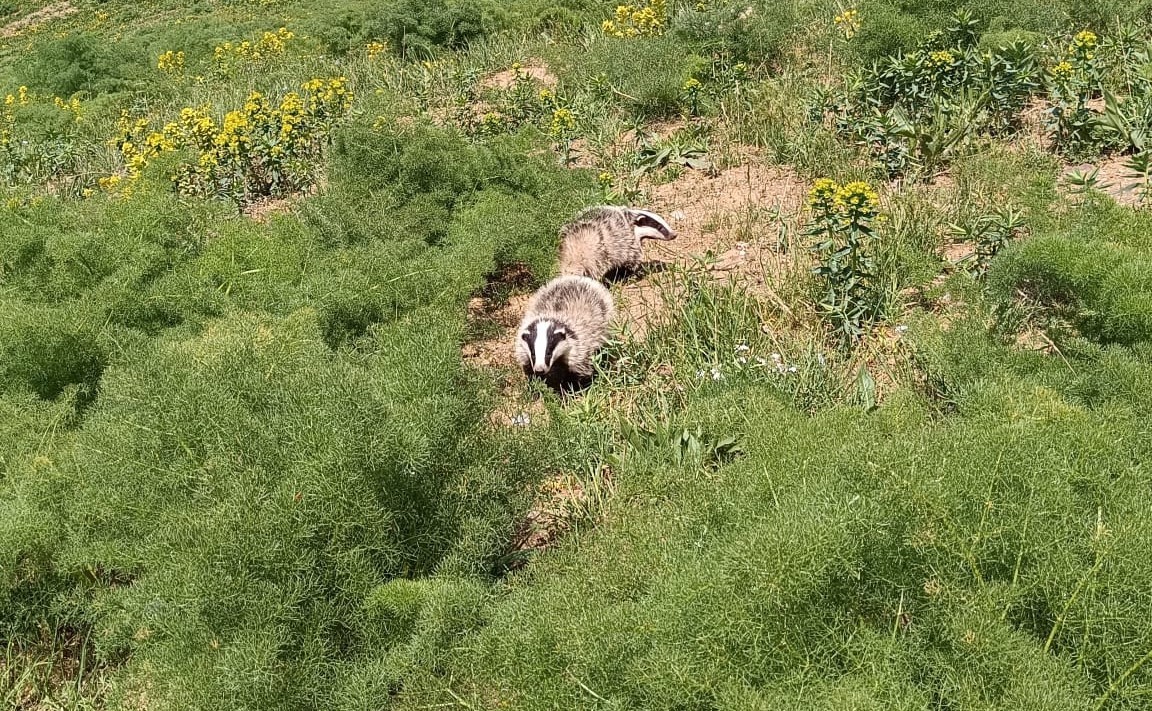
{"left": 533, "top": 363, "right": 549, "bottom": 374}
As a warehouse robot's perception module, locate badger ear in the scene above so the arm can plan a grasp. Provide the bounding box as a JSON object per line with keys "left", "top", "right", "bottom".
{"left": 631, "top": 209, "right": 676, "bottom": 241}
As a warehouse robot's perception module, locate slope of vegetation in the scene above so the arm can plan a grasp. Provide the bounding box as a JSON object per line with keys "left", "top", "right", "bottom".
{"left": 1, "top": 0, "right": 1152, "bottom": 709}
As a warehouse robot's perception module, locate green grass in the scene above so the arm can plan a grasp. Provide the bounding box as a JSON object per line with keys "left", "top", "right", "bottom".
{"left": 2, "top": 0, "right": 1152, "bottom": 709}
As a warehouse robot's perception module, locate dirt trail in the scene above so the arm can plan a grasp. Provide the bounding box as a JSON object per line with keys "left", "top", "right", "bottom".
{"left": 1, "top": 2, "right": 76, "bottom": 38}
{"left": 461, "top": 158, "right": 811, "bottom": 427}
{"left": 463, "top": 159, "right": 809, "bottom": 360}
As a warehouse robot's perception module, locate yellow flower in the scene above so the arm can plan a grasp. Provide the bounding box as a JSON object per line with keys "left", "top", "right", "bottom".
{"left": 144, "top": 130, "right": 176, "bottom": 156}
{"left": 53, "top": 96, "right": 83, "bottom": 118}
{"left": 683, "top": 77, "right": 702, "bottom": 92}
{"left": 835, "top": 180, "right": 879, "bottom": 213}
{"left": 1073, "top": 30, "right": 1097, "bottom": 49}
{"left": 603, "top": 0, "right": 666, "bottom": 37}
{"left": 366, "top": 41, "right": 387, "bottom": 59}
{"left": 928, "top": 50, "right": 955, "bottom": 67}
{"left": 807, "top": 178, "right": 839, "bottom": 209}
{"left": 833, "top": 8, "right": 860, "bottom": 38}
{"left": 598, "top": 171, "right": 613, "bottom": 186}
{"left": 17, "top": 86, "right": 29, "bottom": 105}
{"left": 157, "top": 50, "right": 185, "bottom": 74}
{"left": 1050, "top": 60, "right": 1073, "bottom": 78}
{"left": 539, "top": 88, "right": 554, "bottom": 101}
{"left": 550, "top": 107, "right": 576, "bottom": 136}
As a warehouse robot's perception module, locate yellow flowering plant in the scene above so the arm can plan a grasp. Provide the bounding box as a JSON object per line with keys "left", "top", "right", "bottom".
{"left": 1046, "top": 28, "right": 1102, "bottom": 156}
{"left": 829, "top": 9, "right": 1043, "bottom": 176}
{"left": 602, "top": 0, "right": 667, "bottom": 38}
{"left": 833, "top": 8, "right": 860, "bottom": 40}
{"left": 806, "top": 179, "right": 884, "bottom": 345}
{"left": 1, "top": 86, "right": 88, "bottom": 192}
{"left": 479, "top": 62, "right": 553, "bottom": 134}
{"left": 212, "top": 27, "right": 295, "bottom": 77}
{"left": 157, "top": 50, "right": 186, "bottom": 76}
{"left": 103, "top": 78, "right": 353, "bottom": 203}
{"left": 682, "top": 77, "right": 703, "bottom": 115}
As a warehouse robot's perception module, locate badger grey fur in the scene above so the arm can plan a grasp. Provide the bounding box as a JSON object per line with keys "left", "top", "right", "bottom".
{"left": 558, "top": 205, "right": 676, "bottom": 281}
{"left": 515, "top": 275, "right": 615, "bottom": 384}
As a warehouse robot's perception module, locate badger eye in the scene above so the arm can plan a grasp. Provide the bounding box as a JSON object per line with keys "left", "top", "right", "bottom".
{"left": 520, "top": 333, "right": 531, "bottom": 345}
{"left": 555, "top": 331, "right": 567, "bottom": 340}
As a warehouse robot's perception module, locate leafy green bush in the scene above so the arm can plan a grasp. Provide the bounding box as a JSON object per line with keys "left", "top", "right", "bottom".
{"left": 831, "top": 11, "right": 1042, "bottom": 177}
{"left": 309, "top": 0, "right": 506, "bottom": 57}
{"left": 0, "top": 303, "right": 106, "bottom": 413}
{"left": 17, "top": 34, "right": 145, "bottom": 98}
{"left": 992, "top": 235, "right": 1152, "bottom": 345}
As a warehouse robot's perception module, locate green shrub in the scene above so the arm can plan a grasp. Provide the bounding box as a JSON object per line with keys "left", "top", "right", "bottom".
{"left": 18, "top": 34, "right": 144, "bottom": 98}
{"left": 309, "top": 0, "right": 506, "bottom": 57}
{"left": 992, "top": 235, "right": 1152, "bottom": 345}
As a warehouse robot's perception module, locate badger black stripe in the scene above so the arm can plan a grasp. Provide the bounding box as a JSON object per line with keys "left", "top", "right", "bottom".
{"left": 523, "top": 321, "right": 541, "bottom": 367}
{"left": 545, "top": 321, "right": 570, "bottom": 366}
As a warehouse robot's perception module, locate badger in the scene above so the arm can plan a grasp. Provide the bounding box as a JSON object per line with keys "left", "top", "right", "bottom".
{"left": 515, "top": 275, "right": 615, "bottom": 387}
{"left": 558, "top": 205, "right": 677, "bottom": 281}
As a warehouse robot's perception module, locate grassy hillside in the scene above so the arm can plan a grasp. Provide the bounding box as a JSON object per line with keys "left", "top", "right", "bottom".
{"left": 2, "top": 0, "right": 1152, "bottom": 709}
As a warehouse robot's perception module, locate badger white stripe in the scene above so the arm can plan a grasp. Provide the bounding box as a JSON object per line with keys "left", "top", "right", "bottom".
{"left": 533, "top": 320, "right": 551, "bottom": 370}
{"left": 633, "top": 209, "right": 673, "bottom": 234}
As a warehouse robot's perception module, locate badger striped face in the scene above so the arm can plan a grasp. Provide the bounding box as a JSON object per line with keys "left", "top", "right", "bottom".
{"left": 519, "top": 318, "right": 572, "bottom": 374}
{"left": 630, "top": 209, "right": 676, "bottom": 241}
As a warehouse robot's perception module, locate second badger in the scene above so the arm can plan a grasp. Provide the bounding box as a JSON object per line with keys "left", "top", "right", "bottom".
{"left": 515, "top": 275, "right": 615, "bottom": 386}
{"left": 558, "top": 205, "right": 676, "bottom": 281}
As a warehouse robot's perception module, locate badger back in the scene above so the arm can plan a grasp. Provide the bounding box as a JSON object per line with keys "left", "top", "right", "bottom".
{"left": 527, "top": 275, "right": 615, "bottom": 328}
{"left": 558, "top": 206, "right": 642, "bottom": 280}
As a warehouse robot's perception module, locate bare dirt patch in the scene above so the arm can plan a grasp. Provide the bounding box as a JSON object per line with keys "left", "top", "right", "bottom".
{"left": 940, "top": 240, "right": 975, "bottom": 266}
{"left": 614, "top": 161, "right": 810, "bottom": 337}
{"left": 462, "top": 294, "right": 526, "bottom": 369}
{"left": 1017, "top": 98, "right": 1052, "bottom": 150}
{"left": 480, "top": 61, "right": 557, "bottom": 91}
{"left": 1062, "top": 155, "right": 1144, "bottom": 207}
{"left": 243, "top": 195, "right": 297, "bottom": 223}
{"left": 1014, "top": 326, "right": 1057, "bottom": 354}
{"left": 1, "top": 1, "right": 76, "bottom": 37}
